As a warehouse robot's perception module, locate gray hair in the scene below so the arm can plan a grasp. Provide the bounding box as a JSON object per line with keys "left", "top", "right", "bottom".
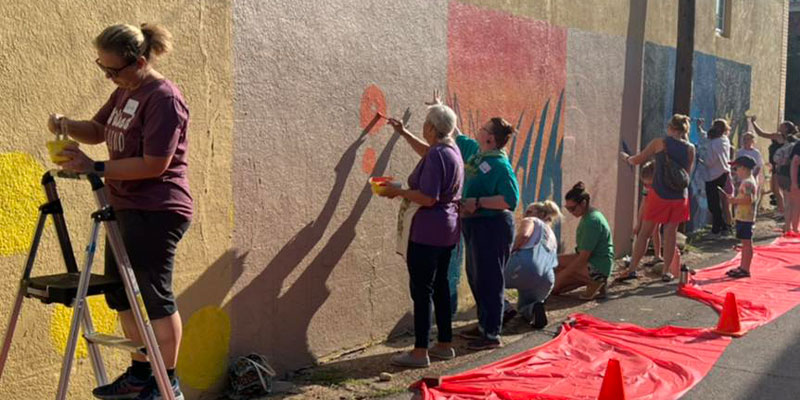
{"left": 425, "top": 105, "right": 457, "bottom": 139}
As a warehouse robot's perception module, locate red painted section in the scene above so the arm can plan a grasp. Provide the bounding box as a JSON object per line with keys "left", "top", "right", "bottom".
{"left": 360, "top": 84, "right": 388, "bottom": 134}
{"left": 362, "top": 147, "right": 377, "bottom": 174}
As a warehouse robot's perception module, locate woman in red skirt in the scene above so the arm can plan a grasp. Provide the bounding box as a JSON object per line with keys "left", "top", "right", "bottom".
{"left": 619, "top": 114, "right": 696, "bottom": 282}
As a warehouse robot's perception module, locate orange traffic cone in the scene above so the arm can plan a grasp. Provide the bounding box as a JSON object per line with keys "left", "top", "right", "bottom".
{"left": 597, "top": 359, "right": 626, "bottom": 400}
{"left": 713, "top": 292, "right": 746, "bottom": 337}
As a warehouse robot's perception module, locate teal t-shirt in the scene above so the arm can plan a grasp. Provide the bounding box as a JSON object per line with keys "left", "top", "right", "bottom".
{"left": 575, "top": 209, "right": 615, "bottom": 276}
{"left": 456, "top": 134, "right": 480, "bottom": 163}
{"left": 457, "top": 135, "right": 519, "bottom": 216}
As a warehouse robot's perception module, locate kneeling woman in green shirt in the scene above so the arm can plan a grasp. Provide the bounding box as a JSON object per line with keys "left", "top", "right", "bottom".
{"left": 554, "top": 182, "right": 615, "bottom": 300}
{"left": 456, "top": 118, "right": 520, "bottom": 350}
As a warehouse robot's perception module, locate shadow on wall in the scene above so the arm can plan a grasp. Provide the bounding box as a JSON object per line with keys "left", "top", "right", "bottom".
{"left": 177, "top": 249, "right": 248, "bottom": 318}
{"left": 224, "top": 118, "right": 401, "bottom": 372}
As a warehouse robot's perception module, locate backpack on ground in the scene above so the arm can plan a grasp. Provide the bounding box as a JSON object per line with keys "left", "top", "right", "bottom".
{"left": 225, "top": 353, "right": 277, "bottom": 400}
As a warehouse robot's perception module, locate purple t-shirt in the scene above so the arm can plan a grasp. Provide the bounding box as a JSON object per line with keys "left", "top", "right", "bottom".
{"left": 92, "top": 79, "right": 193, "bottom": 219}
{"left": 408, "top": 143, "right": 464, "bottom": 247}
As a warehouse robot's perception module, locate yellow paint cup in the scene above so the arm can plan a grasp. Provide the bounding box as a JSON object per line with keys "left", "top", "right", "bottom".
{"left": 369, "top": 177, "right": 401, "bottom": 195}
{"left": 46, "top": 139, "right": 78, "bottom": 163}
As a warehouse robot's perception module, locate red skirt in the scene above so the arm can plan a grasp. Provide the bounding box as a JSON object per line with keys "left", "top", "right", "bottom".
{"left": 644, "top": 189, "right": 690, "bottom": 224}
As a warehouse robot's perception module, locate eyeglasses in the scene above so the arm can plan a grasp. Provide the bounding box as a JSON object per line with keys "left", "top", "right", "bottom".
{"left": 95, "top": 58, "right": 136, "bottom": 78}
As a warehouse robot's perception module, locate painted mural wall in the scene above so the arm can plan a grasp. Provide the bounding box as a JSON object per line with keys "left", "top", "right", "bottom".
{"left": 642, "top": 43, "right": 752, "bottom": 231}
{"left": 0, "top": 1, "right": 787, "bottom": 399}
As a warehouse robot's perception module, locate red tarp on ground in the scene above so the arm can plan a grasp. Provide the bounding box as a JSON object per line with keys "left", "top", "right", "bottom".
{"left": 679, "top": 234, "right": 800, "bottom": 332}
{"left": 417, "top": 314, "right": 730, "bottom": 400}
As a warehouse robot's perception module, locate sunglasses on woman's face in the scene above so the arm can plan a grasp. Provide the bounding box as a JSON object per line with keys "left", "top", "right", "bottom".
{"left": 95, "top": 58, "right": 136, "bottom": 78}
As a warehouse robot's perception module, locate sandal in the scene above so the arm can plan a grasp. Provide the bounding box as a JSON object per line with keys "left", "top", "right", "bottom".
{"left": 727, "top": 268, "right": 751, "bottom": 278}
{"left": 644, "top": 256, "right": 664, "bottom": 267}
{"left": 661, "top": 272, "right": 674, "bottom": 282}
{"left": 615, "top": 269, "right": 638, "bottom": 282}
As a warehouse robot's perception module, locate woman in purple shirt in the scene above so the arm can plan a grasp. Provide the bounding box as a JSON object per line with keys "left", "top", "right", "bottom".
{"left": 48, "top": 23, "right": 190, "bottom": 400}
{"left": 381, "top": 104, "right": 464, "bottom": 368}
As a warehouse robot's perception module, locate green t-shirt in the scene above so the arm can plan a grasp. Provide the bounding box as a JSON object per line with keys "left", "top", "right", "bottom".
{"left": 457, "top": 135, "right": 519, "bottom": 216}
{"left": 576, "top": 209, "right": 615, "bottom": 276}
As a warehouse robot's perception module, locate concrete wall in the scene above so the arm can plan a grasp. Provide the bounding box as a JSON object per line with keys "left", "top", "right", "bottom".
{"left": 0, "top": 1, "right": 788, "bottom": 398}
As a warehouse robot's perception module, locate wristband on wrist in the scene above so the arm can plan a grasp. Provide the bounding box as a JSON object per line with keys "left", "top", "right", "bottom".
{"left": 93, "top": 161, "right": 106, "bottom": 177}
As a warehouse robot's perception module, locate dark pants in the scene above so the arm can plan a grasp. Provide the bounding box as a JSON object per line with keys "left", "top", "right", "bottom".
{"left": 705, "top": 173, "right": 730, "bottom": 233}
{"left": 104, "top": 210, "right": 190, "bottom": 320}
{"left": 407, "top": 241, "right": 454, "bottom": 349}
{"left": 462, "top": 212, "right": 514, "bottom": 339}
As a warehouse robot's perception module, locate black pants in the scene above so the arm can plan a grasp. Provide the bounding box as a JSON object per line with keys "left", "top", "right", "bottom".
{"left": 406, "top": 241, "right": 454, "bottom": 349}
{"left": 104, "top": 210, "right": 190, "bottom": 320}
{"left": 705, "top": 173, "right": 730, "bottom": 233}
{"left": 462, "top": 212, "right": 514, "bottom": 339}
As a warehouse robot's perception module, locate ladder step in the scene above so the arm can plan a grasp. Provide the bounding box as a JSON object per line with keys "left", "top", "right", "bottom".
{"left": 24, "top": 273, "right": 122, "bottom": 305}
{"left": 84, "top": 333, "right": 145, "bottom": 354}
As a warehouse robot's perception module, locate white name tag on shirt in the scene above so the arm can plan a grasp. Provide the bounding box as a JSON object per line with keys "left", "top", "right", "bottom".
{"left": 122, "top": 99, "right": 139, "bottom": 116}
{"left": 479, "top": 161, "right": 492, "bottom": 174}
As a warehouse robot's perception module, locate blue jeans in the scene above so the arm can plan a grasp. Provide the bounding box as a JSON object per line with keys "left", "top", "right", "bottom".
{"left": 462, "top": 212, "right": 514, "bottom": 339}
{"left": 503, "top": 248, "right": 555, "bottom": 321}
{"left": 448, "top": 235, "right": 464, "bottom": 316}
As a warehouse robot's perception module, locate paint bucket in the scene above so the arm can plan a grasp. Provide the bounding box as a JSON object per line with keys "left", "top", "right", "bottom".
{"left": 369, "top": 177, "right": 400, "bottom": 195}
{"left": 46, "top": 138, "right": 79, "bottom": 163}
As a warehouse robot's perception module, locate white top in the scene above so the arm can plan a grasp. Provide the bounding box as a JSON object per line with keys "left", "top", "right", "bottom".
{"left": 736, "top": 148, "right": 764, "bottom": 176}
{"left": 705, "top": 136, "right": 731, "bottom": 182}
{"left": 520, "top": 218, "right": 558, "bottom": 252}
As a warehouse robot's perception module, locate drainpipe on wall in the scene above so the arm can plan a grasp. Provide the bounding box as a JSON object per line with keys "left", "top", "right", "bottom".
{"left": 613, "top": 0, "right": 648, "bottom": 256}
{"left": 673, "top": 0, "right": 695, "bottom": 115}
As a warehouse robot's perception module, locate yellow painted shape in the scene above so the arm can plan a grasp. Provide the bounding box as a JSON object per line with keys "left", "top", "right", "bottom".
{"left": 50, "top": 296, "right": 118, "bottom": 358}
{"left": 0, "top": 152, "right": 46, "bottom": 256}
{"left": 177, "top": 306, "right": 231, "bottom": 390}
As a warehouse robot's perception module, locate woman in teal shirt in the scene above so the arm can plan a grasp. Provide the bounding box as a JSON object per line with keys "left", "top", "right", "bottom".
{"left": 553, "top": 182, "right": 615, "bottom": 300}
{"left": 455, "top": 118, "right": 520, "bottom": 350}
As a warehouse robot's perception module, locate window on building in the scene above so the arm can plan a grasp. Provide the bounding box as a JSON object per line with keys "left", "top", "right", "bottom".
{"left": 716, "top": 0, "right": 731, "bottom": 38}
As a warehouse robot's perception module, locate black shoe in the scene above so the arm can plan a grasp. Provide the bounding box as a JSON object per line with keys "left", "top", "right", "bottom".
{"left": 530, "top": 302, "right": 548, "bottom": 330}
{"left": 458, "top": 326, "right": 483, "bottom": 340}
{"left": 467, "top": 336, "right": 502, "bottom": 350}
{"left": 92, "top": 368, "right": 149, "bottom": 399}
{"left": 134, "top": 376, "right": 184, "bottom": 400}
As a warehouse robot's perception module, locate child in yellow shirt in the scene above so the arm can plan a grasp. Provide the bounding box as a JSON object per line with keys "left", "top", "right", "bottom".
{"left": 724, "top": 155, "right": 758, "bottom": 278}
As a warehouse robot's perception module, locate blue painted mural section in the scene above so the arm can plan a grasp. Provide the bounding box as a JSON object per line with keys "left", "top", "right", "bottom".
{"left": 642, "top": 42, "right": 752, "bottom": 232}
{"left": 452, "top": 91, "right": 565, "bottom": 238}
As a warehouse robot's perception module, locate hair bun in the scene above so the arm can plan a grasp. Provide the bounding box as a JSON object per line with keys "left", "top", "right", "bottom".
{"left": 572, "top": 181, "right": 585, "bottom": 192}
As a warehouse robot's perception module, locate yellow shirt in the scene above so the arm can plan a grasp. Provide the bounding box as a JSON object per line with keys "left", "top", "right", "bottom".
{"left": 734, "top": 176, "right": 757, "bottom": 222}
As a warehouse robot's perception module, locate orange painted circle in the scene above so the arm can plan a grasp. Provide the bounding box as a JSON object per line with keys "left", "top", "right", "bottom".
{"left": 360, "top": 84, "right": 387, "bottom": 134}
{"left": 362, "top": 147, "right": 377, "bottom": 174}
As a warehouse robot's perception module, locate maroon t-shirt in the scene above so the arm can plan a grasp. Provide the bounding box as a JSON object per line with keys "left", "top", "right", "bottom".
{"left": 92, "top": 79, "right": 193, "bottom": 219}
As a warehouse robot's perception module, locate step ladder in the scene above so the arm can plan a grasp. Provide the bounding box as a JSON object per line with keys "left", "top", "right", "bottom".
{"left": 0, "top": 170, "right": 175, "bottom": 400}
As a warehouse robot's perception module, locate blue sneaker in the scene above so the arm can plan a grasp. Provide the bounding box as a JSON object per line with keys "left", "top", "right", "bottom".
{"left": 134, "top": 377, "right": 184, "bottom": 400}
{"left": 92, "top": 367, "right": 149, "bottom": 399}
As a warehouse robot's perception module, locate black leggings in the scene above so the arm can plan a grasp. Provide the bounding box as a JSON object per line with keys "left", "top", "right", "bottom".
{"left": 406, "top": 241, "right": 454, "bottom": 349}
{"left": 705, "top": 173, "right": 730, "bottom": 233}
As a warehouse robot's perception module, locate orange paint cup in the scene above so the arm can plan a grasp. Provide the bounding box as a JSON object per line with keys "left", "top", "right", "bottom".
{"left": 46, "top": 139, "right": 79, "bottom": 163}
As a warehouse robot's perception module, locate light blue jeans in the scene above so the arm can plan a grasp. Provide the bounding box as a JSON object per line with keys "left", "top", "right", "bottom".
{"left": 503, "top": 247, "right": 556, "bottom": 321}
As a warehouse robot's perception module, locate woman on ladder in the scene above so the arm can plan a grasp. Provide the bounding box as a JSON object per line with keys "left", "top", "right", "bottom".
{"left": 48, "top": 23, "right": 191, "bottom": 400}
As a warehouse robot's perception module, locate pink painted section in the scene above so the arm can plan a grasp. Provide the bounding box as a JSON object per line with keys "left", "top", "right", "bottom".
{"left": 447, "top": 1, "right": 566, "bottom": 145}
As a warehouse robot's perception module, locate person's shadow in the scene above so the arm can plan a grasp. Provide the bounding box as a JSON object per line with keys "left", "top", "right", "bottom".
{"left": 224, "top": 112, "right": 407, "bottom": 372}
